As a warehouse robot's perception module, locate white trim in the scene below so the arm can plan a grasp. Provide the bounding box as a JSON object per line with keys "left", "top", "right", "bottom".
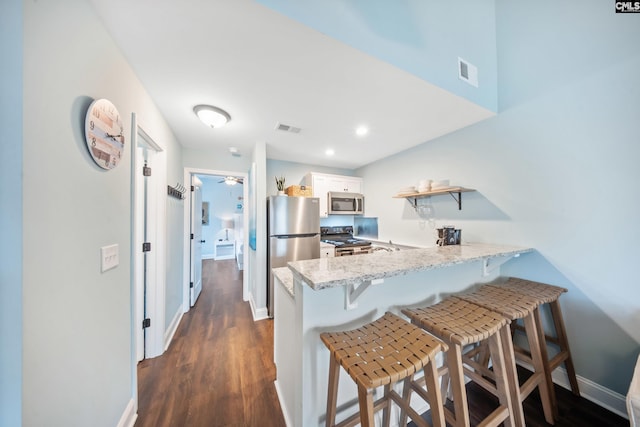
{"left": 116, "top": 399, "right": 137, "bottom": 427}
{"left": 163, "top": 307, "right": 183, "bottom": 351}
{"left": 249, "top": 293, "right": 269, "bottom": 321}
{"left": 560, "top": 369, "right": 628, "bottom": 419}
{"left": 182, "top": 167, "right": 249, "bottom": 314}
{"left": 131, "top": 115, "right": 167, "bottom": 360}
{"left": 274, "top": 380, "right": 293, "bottom": 427}
{"left": 517, "top": 360, "right": 629, "bottom": 419}
{"left": 202, "top": 254, "right": 215, "bottom": 260}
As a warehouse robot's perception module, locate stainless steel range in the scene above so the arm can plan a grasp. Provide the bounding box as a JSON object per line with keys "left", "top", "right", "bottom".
{"left": 320, "top": 226, "right": 372, "bottom": 256}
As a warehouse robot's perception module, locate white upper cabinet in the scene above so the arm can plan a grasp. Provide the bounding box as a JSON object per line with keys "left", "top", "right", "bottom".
{"left": 326, "top": 176, "right": 362, "bottom": 193}
{"left": 304, "top": 172, "right": 364, "bottom": 217}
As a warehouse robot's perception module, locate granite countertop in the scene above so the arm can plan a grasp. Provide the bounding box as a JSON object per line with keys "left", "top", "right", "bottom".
{"left": 273, "top": 266, "right": 295, "bottom": 297}
{"left": 287, "top": 243, "right": 533, "bottom": 291}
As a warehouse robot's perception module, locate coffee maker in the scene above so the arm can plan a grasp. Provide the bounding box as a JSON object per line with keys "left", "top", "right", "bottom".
{"left": 436, "top": 226, "right": 461, "bottom": 246}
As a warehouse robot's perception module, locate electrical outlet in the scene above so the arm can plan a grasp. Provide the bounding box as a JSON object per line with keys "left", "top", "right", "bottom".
{"left": 458, "top": 57, "right": 478, "bottom": 87}
{"left": 101, "top": 244, "right": 119, "bottom": 272}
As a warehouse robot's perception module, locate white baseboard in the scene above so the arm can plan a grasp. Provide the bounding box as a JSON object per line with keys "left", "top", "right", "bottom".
{"left": 202, "top": 254, "right": 215, "bottom": 260}
{"left": 116, "top": 399, "right": 137, "bottom": 427}
{"left": 249, "top": 293, "right": 269, "bottom": 321}
{"left": 274, "top": 380, "right": 293, "bottom": 427}
{"left": 555, "top": 367, "right": 628, "bottom": 419}
{"left": 518, "top": 361, "right": 628, "bottom": 419}
{"left": 164, "top": 307, "right": 183, "bottom": 351}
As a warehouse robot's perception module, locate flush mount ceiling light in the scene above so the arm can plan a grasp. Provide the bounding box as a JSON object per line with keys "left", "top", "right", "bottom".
{"left": 325, "top": 148, "right": 335, "bottom": 156}
{"left": 355, "top": 126, "right": 369, "bottom": 137}
{"left": 193, "top": 104, "right": 231, "bottom": 128}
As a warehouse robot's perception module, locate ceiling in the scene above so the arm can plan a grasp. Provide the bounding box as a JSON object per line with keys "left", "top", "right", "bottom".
{"left": 91, "top": 0, "right": 494, "bottom": 170}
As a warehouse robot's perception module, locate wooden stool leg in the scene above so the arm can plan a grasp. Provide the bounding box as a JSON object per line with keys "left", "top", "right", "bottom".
{"left": 532, "top": 307, "right": 559, "bottom": 421}
{"left": 495, "top": 326, "right": 525, "bottom": 427}
{"left": 382, "top": 384, "right": 392, "bottom": 427}
{"left": 550, "top": 300, "right": 580, "bottom": 395}
{"left": 398, "top": 376, "right": 412, "bottom": 427}
{"left": 447, "top": 344, "right": 470, "bottom": 427}
{"left": 524, "top": 309, "right": 555, "bottom": 423}
{"left": 357, "top": 384, "right": 375, "bottom": 427}
{"left": 424, "top": 360, "right": 446, "bottom": 427}
{"left": 326, "top": 356, "right": 340, "bottom": 427}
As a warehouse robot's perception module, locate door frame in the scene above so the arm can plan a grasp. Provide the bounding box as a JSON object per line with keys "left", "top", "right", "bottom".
{"left": 182, "top": 167, "right": 249, "bottom": 313}
{"left": 131, "top": 113, "right": 167, "bottom": 363}
{"left": 189, "top": 175, "right": 204, "bottom": 306}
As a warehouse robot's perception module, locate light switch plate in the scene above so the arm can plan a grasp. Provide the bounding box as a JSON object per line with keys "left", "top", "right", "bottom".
{"left": 101, "top": 244, "right": 119, "bottom": 272}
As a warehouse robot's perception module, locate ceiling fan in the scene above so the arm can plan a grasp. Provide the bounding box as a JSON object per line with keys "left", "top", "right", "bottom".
{"left": 219, "top": 176, "right": 243, "bottom": 186}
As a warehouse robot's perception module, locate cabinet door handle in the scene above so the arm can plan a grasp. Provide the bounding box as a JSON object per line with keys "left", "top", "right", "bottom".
{"left": 200, "top": 240, "right": 206, "bottom": 243}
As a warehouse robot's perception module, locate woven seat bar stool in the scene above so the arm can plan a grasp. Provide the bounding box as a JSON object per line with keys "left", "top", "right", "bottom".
{"left": 456, "top": 284, "right": 556, "bottom": 424}
{"left": 402, "top": 297, "right": 524, "bottom": 427}
{"left": 320, "top": 312, "right": 448, "bottom": 427}
{"left": 494, "top": 277, "right": 580, "bottom": 397}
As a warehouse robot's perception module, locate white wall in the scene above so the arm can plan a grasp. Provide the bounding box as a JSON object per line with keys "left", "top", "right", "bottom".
{"left": 22, "top": 1, "right": 183, "bottom": 425}
{"left": 182, "top": 146, "right": 251, "bottom": 173}
{"left": 358, "top": 0, "right": 640, "bottom": 396}
{"left": 164, "top": 139, "right": 185, "bottom": 332}
{"left": 247, "top": 142, "right": 268, "bottom": 317}
{"left": 0, "top": 0, "right": 23, "bottom": 424}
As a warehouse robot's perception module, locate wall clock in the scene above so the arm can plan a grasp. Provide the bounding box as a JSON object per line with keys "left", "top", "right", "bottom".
{"left": 84, "top": 98, "right": 125, "bottom": 170}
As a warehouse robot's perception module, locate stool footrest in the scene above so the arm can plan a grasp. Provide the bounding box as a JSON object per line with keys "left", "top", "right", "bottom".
{"left": 333, "top": 395, "right": 388, "bottom": 427}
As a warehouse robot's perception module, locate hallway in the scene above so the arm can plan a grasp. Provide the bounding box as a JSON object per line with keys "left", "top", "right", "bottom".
{"left": 135, "top": 259, "right": 286, "bottom": 427}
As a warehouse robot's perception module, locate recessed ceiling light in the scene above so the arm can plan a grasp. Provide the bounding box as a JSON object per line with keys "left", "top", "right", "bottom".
{"left": 193, "top": 104, "right": 231, "bottom": 128}
{"left": 325, "top": 148, "right": 335, "bottom": 156}
{"left": 355, "top": 126, "right": 369, "bottom": 136}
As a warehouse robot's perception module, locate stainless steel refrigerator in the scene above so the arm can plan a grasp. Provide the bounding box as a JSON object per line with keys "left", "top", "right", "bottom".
{"left": 267, "top": 196, "right": 320, "bottom": 317}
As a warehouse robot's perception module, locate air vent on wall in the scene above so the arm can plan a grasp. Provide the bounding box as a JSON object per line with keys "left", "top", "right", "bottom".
{"left": 458, "top": 57, "right": 478, "bottom": 88}
{"left": 275, "top": 123, "right": 302, "bottom": 134}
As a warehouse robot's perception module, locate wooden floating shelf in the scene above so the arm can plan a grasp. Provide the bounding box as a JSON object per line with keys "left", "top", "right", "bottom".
{"left": 393, "top": 187, "right": 475, "bottom": 210}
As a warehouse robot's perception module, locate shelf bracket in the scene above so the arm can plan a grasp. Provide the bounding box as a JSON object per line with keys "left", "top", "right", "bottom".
{"left": 345, "top": 278, "right": 384, "bottom": 310}
{"left": 482, "top": 253, "right": 520, "bottom": 276}
{"left": 448, "top": 191, "right": 463, "bottom": 210}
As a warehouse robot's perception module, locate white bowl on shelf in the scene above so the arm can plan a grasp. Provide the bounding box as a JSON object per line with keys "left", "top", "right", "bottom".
{"left": 430, "top": 179, "right": 450, "bottom": 189}
{"left": 397, "top": 186, "right": 416, "bottom": 195}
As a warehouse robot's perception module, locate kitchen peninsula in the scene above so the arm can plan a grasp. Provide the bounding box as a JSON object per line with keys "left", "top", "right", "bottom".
{"left": 273, "top": 243, "right": 533, "bottom": 427}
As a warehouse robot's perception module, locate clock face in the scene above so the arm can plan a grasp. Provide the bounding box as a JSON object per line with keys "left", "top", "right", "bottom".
{"left": 84, "top": 98, "right": 125, "bottom": 170}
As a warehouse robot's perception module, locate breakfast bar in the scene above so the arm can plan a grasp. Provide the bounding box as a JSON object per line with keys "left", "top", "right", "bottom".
{"left": 273, "top": 243, "right": 533, "bottom": 427}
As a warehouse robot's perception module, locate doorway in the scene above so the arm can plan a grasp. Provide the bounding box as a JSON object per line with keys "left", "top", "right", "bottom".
{"left": 132, "top": 113, "right": 167, "bottom": 362}
{"left": 183, "top": 168, "right": 249, "bottom": 313}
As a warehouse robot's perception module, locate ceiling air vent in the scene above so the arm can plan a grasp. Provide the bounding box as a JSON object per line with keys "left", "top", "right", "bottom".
{"left": 458, "top": 57, "right": 478, "bottom": 88}
{"left": 275, "top": 123, "right": 302, "bottom": 134}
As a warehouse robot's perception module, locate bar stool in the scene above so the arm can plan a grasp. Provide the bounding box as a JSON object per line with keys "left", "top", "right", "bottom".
{"left": 402, "top": 297, "right": 524, "bottom": 427}
{"left": 494, "top": 277, "right": 580, "bottom": 396}
{"left": 456, "top": 284, "right": 556, "bottom": 424}
{"left": 320, "top": 312, "right": 448, "bottom": 427}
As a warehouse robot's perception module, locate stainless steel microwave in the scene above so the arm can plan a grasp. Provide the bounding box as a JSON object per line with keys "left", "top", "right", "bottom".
{"left": 327, "top": 192, "right": 364, "bottom": 215}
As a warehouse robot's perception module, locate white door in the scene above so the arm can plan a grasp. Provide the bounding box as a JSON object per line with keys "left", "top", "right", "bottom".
{"left": 190, "top": 175, "right": 204, "bottom": 306}
{"left": 133, "top": 123, "right": 162, "bottom": 362}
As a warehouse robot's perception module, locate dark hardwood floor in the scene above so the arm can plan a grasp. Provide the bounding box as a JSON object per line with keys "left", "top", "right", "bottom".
{"left": 135, "top": 259, "right": 286, "bottom": 427}
{"left": 410, "top": 366, "right": 629, "bottom": 427}
{"left": 136, "top": 259, "right": 628, "bottom": 427}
